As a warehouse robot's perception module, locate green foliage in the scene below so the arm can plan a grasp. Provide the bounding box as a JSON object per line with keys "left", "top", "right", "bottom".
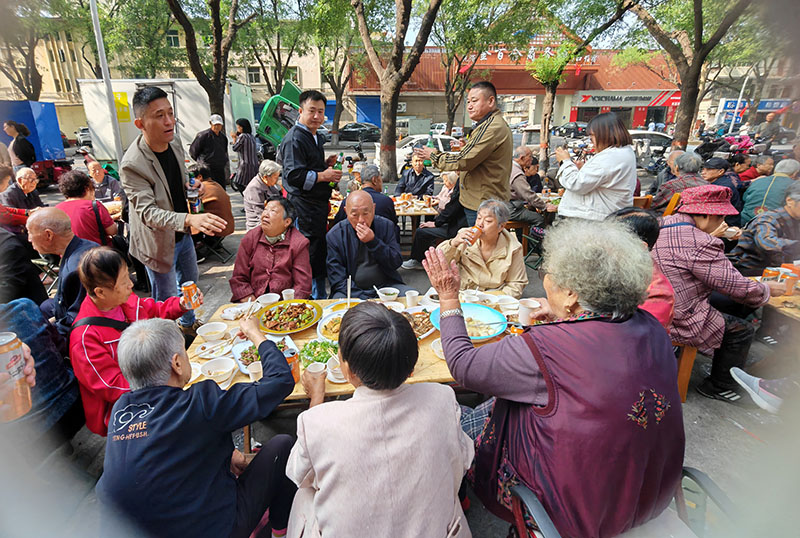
{"left": 526, "top": 42, "right": 576, "bottom": 85}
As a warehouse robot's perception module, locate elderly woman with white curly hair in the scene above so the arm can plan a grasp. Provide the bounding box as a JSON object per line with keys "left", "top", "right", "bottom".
{"left": 243, "top": 159, "right": 283, "bottom": 230}
{"left": 423, "top": 219, "right": 684, "bottom": 537}
{"left": 438, "top": 198, "right": 528, "bottom": 298}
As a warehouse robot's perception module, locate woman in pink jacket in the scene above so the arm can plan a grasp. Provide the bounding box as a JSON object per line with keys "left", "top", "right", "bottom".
{"left": 69, "top": 247, "right": 196, "bottom": 435}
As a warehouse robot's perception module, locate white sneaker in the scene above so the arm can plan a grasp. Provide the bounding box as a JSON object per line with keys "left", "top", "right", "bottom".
{"left": 401, "top": 259, "right": 423, "bottom": 270}
{"left": 730, "top": 367, "right": 783, "bottom": 414}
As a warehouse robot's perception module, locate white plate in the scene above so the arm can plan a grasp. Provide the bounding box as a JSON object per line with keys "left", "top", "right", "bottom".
{"left": 221, "top": 305, "right": 247, "bottom": 321}
{"left": 317, "top": 311, "right": 345, "bottom": 343}
{"left": 196, "top": 341, "right": 234, "bottom": 359}
{"left": 326, "top": 370, "right": 348, "bottom": 383}
{"left": 231, "top": 336, "right": 299, "bottom": 374}
{"left": 402, "top": 306, "right": 437, "bottom": 340}
{"left": 323, "top": 298, "right": 363, "bottom": 315}
{"left": 217, "top": 367, "right": 239, "bottom": 390}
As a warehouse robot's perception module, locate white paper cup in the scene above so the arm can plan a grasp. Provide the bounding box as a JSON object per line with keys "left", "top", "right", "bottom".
{"left": 518, "top": 298, "right": 542, "bottom": 325}
{"left": 305, "top": 362, "right": 326, "bottom": 378}
{"left": 327, "top": 357, "right": 346, "bottom": 381}
{"left": 405, "top": 290, "right": 420, "bottom": 307}
{"left": 247, "top": 362, "right": 263, "bottom": 382}
{"left": 461, "top": 290, "right": 480, "bottom": 303}
{"left": 282, "top": 288, "right": 295, "bottom": 301}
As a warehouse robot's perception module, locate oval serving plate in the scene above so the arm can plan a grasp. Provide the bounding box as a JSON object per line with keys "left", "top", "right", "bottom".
{"left": 402, "top": 306, "right": 437, "bottom": 340}
{"left": 258, "top": 299, "right": 323, "bottom": 335}
{"left": 429, "top": 303, "right": 507, "bottom": 341}
{"left": 317, "top": 311, "right": 345, "bottom": 343}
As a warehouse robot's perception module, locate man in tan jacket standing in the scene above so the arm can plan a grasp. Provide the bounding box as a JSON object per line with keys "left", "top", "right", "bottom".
{"left": 414, "top": 81, "right": 512, "bottom": 225}
{"left": 120, "top": 87, "right": 227, "bottom": 336}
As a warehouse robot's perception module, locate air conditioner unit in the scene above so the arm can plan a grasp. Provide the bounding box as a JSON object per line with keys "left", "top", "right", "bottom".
{"left": 397, "top": 102, "right": 407, "bottom": 113}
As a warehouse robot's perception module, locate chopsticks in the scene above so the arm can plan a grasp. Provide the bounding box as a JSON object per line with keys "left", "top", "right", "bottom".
{"left": 243, "top": 299, "right": 258, "bottom": 321}
{"left": 189, "top": 337, "right": 231, "bottom": 360}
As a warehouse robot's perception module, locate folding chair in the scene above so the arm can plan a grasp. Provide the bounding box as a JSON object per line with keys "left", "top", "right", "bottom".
{"left": 674, "top": 343, "right": 698, "bottom": 403}
{"left": 663, "top": 193, "right": 682, "bottom": 216}
{"left": 633, "top": 195, "right": 653, "bottom": 209}
{"left": 522, "top": 228, "right": 546, "bottom": 271}
{"left": 32, "top": 256, "right": 59, "bottom": 294}
{"left": 510, "top": 467, "right": 735, "bottom": 538}
{"left": 203, "top": 236, "right": 235, "bottom": 264}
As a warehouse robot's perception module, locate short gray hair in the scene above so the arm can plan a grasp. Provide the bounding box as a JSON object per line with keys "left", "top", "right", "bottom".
{"left": 361, "top": 164, "right": 380, "bottom": 184}
{"left": 259, "top": 159, "right": 281, "bottom": 178}
{"left": 784, "top": 181, "right": 800, "bottom": 203}
{"left": 15, "top": 167, "right": 35, "bottom": 180}
{"left": 441, "top": 171, "right": 458, "bottom": 185}
{"left": 513, "top": 146, "right": 532, "bottom": 160}
{"left": 477, "top": 198, "right": 510, "bottom": 226}
{"left": 118, "top": 319, "right": 185, "bottom": 390}
{"left": 774, "top": 159, "right": 800, "bottom": 177}
{"left": 675, "top": 152, "right": 702, "bottom": 173}
{"left": 542, "top": 219, "right": 652, "bottom": 319}
{"left": 754, "top": 154, "right": 774, "bottom": 166}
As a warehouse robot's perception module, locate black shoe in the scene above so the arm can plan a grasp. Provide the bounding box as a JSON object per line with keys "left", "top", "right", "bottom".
{"left": 696, "top": 379, "right": 744, "bottom": 404}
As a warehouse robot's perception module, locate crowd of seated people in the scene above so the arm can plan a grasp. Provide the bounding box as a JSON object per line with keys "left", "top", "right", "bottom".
{"left": 6, "top": 84, "right": 800, "bottom": 538}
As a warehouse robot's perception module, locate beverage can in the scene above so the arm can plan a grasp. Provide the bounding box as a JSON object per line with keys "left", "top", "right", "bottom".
{"left": 0, "top": 332, "right": 32, "bottom": 422}
{"left": 181, "top": 281, "right": 201, "bottom": 309}
{"left": 761, "top": 268, "right": 780, "bottom": 281}
{"left": 466, "top": 226, "right": 483, "bottom": 245}
{"left": 284, "top": 349, "right": 300, "bottom": 383}
{"left": 508, "top": 323, "right": 525, "bottom": 335}
{"left": 784, "top": 274, "right": 798, "bottom": 296}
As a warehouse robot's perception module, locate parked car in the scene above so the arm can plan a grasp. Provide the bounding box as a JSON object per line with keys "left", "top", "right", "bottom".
{"left": 75, "top": 126, "right": 92, "bottom": 147}
{"left": 553, "top": 121, "right": 587, "bottom": 138}
{"left": 374, "top": 133, "right": 457, "bottom": 175}
{"left": 629, "top": 130, "right": 674, "bottom": 168}
{"left": 340, "top": 122, "right": 381, "bottom": 142}
{"left": 317, "top": 123, "right": 331, "bottom": 142}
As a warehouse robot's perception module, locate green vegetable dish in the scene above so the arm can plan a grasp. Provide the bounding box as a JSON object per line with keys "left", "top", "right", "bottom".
{"left": 300, "top": 340, "right": 339, "bottom": 367}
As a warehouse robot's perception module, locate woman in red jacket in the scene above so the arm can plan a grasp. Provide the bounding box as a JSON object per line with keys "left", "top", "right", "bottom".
{"left": 69, "top": 247, "right": 200, "bottom": 436}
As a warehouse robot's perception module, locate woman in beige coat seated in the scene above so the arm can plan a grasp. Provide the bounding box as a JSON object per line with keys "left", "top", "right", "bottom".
{"left": 439, "top": 198, "right": 528, "bottom": 298}
{"left": 286, "top": 301, "right": 473, "bottom": 538}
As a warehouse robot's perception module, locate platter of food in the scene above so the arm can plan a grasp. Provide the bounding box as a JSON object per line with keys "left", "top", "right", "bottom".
{"left": 324, "top": 298, "right": 362, "bottom": 314}
{"left": 259, "top": 299, "right": 322, "bottom": 334}
{"left": 232, "top": 335, "right": 299, "bottom": 374}
{"left": 429, "top": 303, "right": 507, "bottom": 341}
{"left": 317, "top": 312, "right": 344, "bottom": 342}
{"left": 402, "top": 306, "right": 437, "bottom": 340}
{"left": 299, "top": 339, "right": 339, "bottom": 367}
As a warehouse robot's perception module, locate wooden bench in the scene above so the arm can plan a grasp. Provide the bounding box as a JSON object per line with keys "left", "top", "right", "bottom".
{"left": 505, "top": 220, "right": 530, "bottom": 252}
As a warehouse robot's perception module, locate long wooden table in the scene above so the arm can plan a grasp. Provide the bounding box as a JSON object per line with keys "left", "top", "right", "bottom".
{"left": 765, "top": 294, "right": 800, "bottom": 323}
{"left": 186, "top": 298, "right": 465, "bottom": 401}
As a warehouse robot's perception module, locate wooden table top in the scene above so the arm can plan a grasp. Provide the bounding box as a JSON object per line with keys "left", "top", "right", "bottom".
{"left": 766, "top": 294, "right": 800, "bottom": 322}
{"left": 186, "top": 298, "right": 495, "bottom": 400}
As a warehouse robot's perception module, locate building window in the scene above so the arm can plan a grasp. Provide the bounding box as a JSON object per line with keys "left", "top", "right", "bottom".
{"left": 65, "top": 31, "right": 73, "bottom": 42}
{"left": 58, "top": 49, "right": 66, "bottom": 62}
{"left": 169, "top": 70, "right": 186, "bottom": 79}
{"left": 65, "top": 79, "right": 72, "bottom": 92}
{"left": 70, "top": 49, "right": 76, "bottom": 62}
{"left": 248, "top": 67, "right": 261, "bottom": 84}
{"left": 166, "top": 29, "right": 180, "bottom": 47}
{"left": 276, "top": 66, "right": 300, "bottom": 85}
{"left": 54, "top": 79, "right": 62, "bottom": 92}
{"left": 48, "top": 49, "right": 54, "bottom": 62}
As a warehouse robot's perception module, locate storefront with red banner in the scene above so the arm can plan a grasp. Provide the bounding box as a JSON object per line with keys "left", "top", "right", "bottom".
{"left": 569, "top": 90, "right": 681, "bottom": 129}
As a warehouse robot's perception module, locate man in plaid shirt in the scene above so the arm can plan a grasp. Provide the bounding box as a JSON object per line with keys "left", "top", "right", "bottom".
{"left": 652, "top": 152, "right": 705, "bottom": 211}
{"left": 730, "top": 183, "right": 800, "bottom": 276}
{"left": 653, "top": 185, "right": 785, "bottom": 402}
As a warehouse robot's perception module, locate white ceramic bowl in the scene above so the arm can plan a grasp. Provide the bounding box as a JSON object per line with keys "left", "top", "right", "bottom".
{"left": 257, "top": 293, "right": 281, "bottom": 306}
{"left": 383, "top": 301, "right": 405, "bottom": 313}
{"left": 200, "top": 357, "right": 236, "bottom": 383}
{"left": 431, "top": 338, "right": 444, "bottom": 359}
{"left": 196, "top": 322, "right": 228, "bottom": 342}
{"left": 377, "top": 287, "right": 400, "bottom": 302}
{"left": 496, "top": 296, "right": 520, "bottom": 313}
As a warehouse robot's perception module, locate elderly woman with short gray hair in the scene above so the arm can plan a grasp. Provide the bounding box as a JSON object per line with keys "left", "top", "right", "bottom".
{"left": 652, "top": 152, "right": 706, "bottom": 211}
{"left": 243, "top": 159, "right": 283, "bottom": 230}
{"left": 438, "top": 198, "right": 527, "bottom": 298}
{"left": 423, "top": 218, "right": 684, "bottom": 537}
{"left": 95, "top": 317, "right": 297, "bottom": 538}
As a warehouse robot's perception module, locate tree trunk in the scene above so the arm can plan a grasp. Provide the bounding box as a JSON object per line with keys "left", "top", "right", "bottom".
{"left": 445, "top": 88, "right": 457, "bottom": 135}
{"left": 671, "top": 63, "right": 702, "bottom": 148}
{"left": 379, "top": 84, "right": 400, "bottom": 183}
{"left": 208, "top": 85, "right": 225, "bottom": 119}
{"left": 538, "top": 82, "right": 557, "bottom": 165}
{"left": 331, "top": 86, "right": 344, "bottom": 146}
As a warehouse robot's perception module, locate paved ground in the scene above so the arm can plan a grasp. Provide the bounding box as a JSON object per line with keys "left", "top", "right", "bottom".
{"left": 36, "top": 174, "right": 798, "bottom": 536}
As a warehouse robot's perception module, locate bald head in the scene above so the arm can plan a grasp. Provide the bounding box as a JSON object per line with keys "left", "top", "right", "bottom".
{"left": 346, "top": 189, "right": 375, "bottom": 230}
{"left": 513, "top": 145, "right": 533, "bottom": 168}
{"left": 27, "top": 208, "right": 74, "bottom": 256}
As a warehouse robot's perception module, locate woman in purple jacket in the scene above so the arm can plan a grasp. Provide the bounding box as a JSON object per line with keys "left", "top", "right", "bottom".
{"left": 424, "top": 219, "right": 685, "bottom": 538}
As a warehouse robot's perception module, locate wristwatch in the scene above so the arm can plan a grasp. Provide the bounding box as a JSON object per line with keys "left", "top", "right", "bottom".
{"left": 440, "top": 308, "right": 463, "bottom": 319}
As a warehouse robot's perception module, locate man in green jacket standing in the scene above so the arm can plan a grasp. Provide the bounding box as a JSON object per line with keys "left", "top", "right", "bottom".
{"left": 741, "top": 159, "right": 799, "bottom": 223}
{"left": 414, "top": 81, "right": 512, "bottom": 226}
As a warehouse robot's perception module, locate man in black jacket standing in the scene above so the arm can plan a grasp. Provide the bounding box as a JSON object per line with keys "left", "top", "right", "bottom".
{"left": 189, "top": 114, "right": 229, "bottom": 187}
{"left": 278, "top": 90, "right": 341, "bottom": 299}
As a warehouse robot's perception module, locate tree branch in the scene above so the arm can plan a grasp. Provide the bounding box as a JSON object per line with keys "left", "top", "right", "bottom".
{"left": 699, "top": 0, "right": 752, "bottom": 58}
{"left": 165, "top": 0, "right": 213, "bottom": 91}
{"left": 351, "top": 0, "right": 385, "bottom": 78}
{"left": 398, "top": 0, "right": 443, "bottom": 81}
{"left": 629, "top": 2, "right": 689, "bottom": 71}
{"left": 693, "top": 0, "right": 703, "bottom": 48}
